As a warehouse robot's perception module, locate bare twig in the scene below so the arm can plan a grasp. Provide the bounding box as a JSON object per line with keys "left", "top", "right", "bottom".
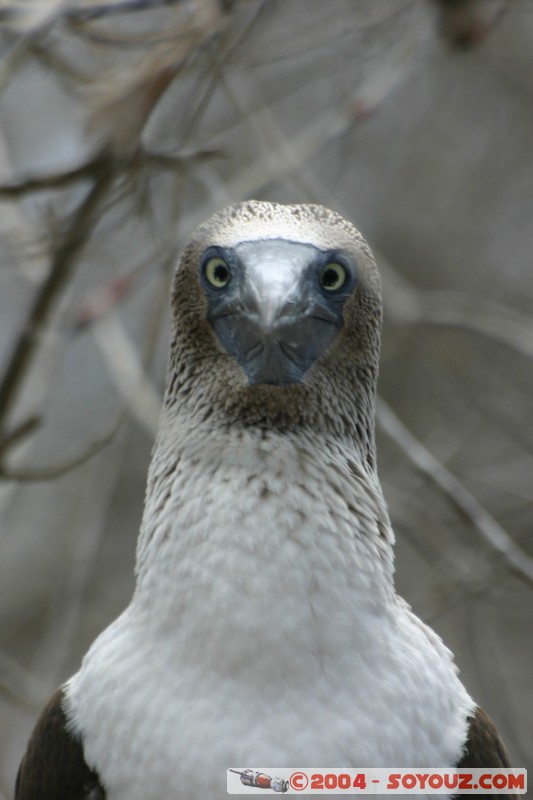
{"left": 0, "top": 416, "right": 40, "bottom": 457}
{"left": 143, "top": 148, "right": 225, "bottom": 170}
{"left": 0, "top": 0, "right": 191, "bottom": 26}
{"left": 178, "top": 93, "right": 372, "bottom": 236}
{"left": 0, "top": 156, "right": 114, "bottom": 439}
{"left": 0, "top": 413, "right": 122, "bottom": 482}
{"left": 186, "top": 16, "right": 423, "bottom": 218}
{"left": 0, "top": 248, "right": 173, "bottom": 480}
{"left": 380, "top": 262, "right": 533, "bottom": 362}
{"left": 86, "top": 2, "right": 226, "bottom": 156}
{"left": 73, "top": 273, "right": 137, "bottom": 331}
{"left": 376, "top": 396, "right": 533, "bottom": 587}
{"left": 415, "top": 291, "right": 533, "bottom": 361}
{"left": 179, "top": 0, "right": 270, "bottom": 144}
{"left": 91, "top": 315, "right": 162, "bottom": 436}
{"left": 0, "top": 155, "right": 106, "bottom": 197}
{"left": 65, "top": 0, "right": 197, "bottom": 23}
{"left": 0, "top": 30, "right": 44, "bottom": 93}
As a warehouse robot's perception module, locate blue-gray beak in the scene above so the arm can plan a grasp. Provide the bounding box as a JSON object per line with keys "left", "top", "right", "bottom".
{"left": 201, "top": 239, "right": 356, "bottom": 386}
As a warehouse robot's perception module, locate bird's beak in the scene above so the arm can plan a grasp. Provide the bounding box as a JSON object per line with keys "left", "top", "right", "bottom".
{"left": 206, "top": 240, "right": 345, "bottom": 386}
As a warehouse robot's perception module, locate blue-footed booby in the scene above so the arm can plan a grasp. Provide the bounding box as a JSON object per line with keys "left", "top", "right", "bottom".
{"left": 16, "top": 201, "right": 514, "bottom": 800}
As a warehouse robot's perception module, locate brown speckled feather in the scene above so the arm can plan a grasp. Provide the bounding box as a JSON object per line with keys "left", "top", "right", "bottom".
{"left": 15, "top": 688, "right": 105, "bottom": 800}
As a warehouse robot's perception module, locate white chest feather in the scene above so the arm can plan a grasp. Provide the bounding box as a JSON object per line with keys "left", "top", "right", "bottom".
{"left": 65, "top": 428, "right": 473, "bottom": 800}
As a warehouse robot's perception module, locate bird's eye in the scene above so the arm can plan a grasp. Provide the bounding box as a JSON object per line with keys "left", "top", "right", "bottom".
{"left": 204, "top": 257, "right": 231, "bottom": 289}
{"left": 319, "top": 262, "right": 347, "bottom": 292}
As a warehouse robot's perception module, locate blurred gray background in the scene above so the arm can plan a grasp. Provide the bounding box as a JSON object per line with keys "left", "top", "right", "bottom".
{"left": 0, "top": 0, "right": 531, "bottom": 795}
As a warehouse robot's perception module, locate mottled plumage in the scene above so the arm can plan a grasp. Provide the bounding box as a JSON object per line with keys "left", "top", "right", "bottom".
{"left": 16, "top": 202, "right": 515, "bottom": 800}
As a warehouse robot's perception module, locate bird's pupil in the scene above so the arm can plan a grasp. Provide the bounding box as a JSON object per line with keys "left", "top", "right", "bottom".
{"left": 214, "top": 264, "right": 228, "bottom": 283}
{"left": 323, "top": 268, "right": 339, "bottom": 287}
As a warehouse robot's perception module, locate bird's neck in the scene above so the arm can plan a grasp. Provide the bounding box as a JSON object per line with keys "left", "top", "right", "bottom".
{"left": 133, "top": 417, "right": 395, "bottom": 660}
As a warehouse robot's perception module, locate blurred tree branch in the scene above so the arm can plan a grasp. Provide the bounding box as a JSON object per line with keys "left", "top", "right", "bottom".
{"left": 0, "top": 155, "right": 108, "bottom": 196}
{"left": 0, "top": 413, "right": 121, "bottom": 482}
{"left": 431, "top": 0, "right": 511, "bottom": 48}
{"left": 377, "top": 397, "right": 533, "bottom": 587}
{"left": 0, "top": 156, "right": 114, "bottom": 451}
{"left": 380, "top": 260, "right": 533, "bottom": 362}
{"left": 0, "top": 0, "right": 228, "bottom": 26}
{"left": 0, "top": 0, "right": 229, "bottom": 466}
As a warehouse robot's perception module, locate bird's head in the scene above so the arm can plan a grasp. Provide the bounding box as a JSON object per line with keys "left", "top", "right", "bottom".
{"left": 168, "top": 201, "right": 382, "bottom": 458}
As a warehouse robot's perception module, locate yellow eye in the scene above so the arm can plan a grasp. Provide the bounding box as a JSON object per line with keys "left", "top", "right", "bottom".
{"left": 319, "top": 262, "right": 347, "bottom": 292}
{"left": 204, "top": 257, "right": 230, "bottom": 289}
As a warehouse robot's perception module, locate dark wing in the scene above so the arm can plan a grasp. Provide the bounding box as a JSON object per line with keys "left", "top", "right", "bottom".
{"left": 458, "top": 706, "right": 511, "bottom": 768}
{"left": 456, "top": 706, "right": 520, "bottom": 800}
{"left": 15, "top": 688, "right": 105, "bottom": 800}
